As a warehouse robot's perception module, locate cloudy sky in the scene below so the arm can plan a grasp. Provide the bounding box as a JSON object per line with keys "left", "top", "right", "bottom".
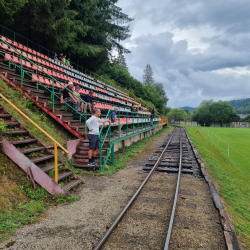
{"left": 117, "top": 0, "right": 250, "bottom": 108}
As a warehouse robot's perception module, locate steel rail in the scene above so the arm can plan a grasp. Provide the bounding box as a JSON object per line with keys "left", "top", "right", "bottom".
{"left": 94, "top": 127, "right": 177, "bottom": 250}
{"left": 164, "top": 127, "right": 183, "bottom": 250}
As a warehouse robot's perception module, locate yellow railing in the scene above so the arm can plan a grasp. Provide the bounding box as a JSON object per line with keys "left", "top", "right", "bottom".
{"left": 159, "top": 116, "right": 169, "bottom": 126}
{"left": 0, "top": 94, "right": 68, "bottom": 183}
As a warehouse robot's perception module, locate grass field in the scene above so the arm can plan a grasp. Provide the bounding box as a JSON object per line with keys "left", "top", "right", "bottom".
{"left": 183, "top": 126, "right": 250, "bottom": 249}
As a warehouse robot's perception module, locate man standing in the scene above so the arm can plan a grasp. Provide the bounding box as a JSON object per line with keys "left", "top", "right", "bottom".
{"left": 83, "top": 91, "right": 96, "bottom": 114}
{"left": 62, "top": 82, "right": 81, "bottom": 115}
{"left": 86, "top": 109, "right": 110, "bottom": 166}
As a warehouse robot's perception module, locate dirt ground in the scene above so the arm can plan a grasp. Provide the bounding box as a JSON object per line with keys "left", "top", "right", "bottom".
{"left": 0, "top": 130, "right": 226, "bottom": 250}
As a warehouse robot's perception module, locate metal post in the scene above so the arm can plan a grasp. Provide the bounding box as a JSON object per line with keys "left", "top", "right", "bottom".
{"left": 126, "top": 112, "right": 128, "bottom": 135}
{"left": 52, "top": 80, "right": 55, "bottom": 113}
{"left": 132, "top": 113, "right": 134, "bottom": 133}
{"left": 85, "top": 103, "right": 87, "bottom": 134}
{"left": 100, "top": 144, "right": 102, "bottom": 170}
{"left": 111, "top": 144, "right": 114, "bottom": 164}
{"left": 109, "top": 113, "right": 111, "bottom": 142}
{"left": 54, "top": 142, "right": 58, "bottom": 183}
{"left": 118, "top": 111, "right": 120, "bottom": 138}
{"left": 137, "top": 113, "right": 139, "bottom": 132}
{"left": 20, "top": 55, "right": 23, "bottom": 87}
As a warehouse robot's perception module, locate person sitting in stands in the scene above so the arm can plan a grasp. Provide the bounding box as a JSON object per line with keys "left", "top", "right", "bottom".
{"left": 74, "top": 86, "right": 85, "bottom": 113}
{"left": 62, "top": 55, "right": 67, "bottom": 65}
{"left": 66, "top": 57, "right": 73, "bottom": 69}
{"left": 111, "top": 108, "right": 118, "bottom": 124}
{"left": 111, "top": 108, "right": 123, "bottom": 130}
{"left": 132, "top": 108, "right": 138, "bottom": 116}
{"left": 59, "top": 52, "right": 63, "bottom": 61}
{"left": 83, "top": 91, "right": 96, "bottom": 114}
{"left": 54, "top": 52, "right": 58, "bottom": 60}
{"left": 62, "top": 82, "right": 81, "bottom": 115}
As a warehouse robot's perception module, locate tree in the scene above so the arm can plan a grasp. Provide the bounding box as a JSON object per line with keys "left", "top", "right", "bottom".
{"left": 143, "top": 64, "right": 154, "bottom": 85}
{"left": 153, "top": 83, "right": 169, "bottom": 105}
{"left": 241, "top": 115, "right": 250, "bottom": 122}
{"left": 0, "top": 0, "right": 27, "bottom": 22}
{"left": 193, "top": 100, "right": 214, "bottom": 126}
{"left": 167, "top": 108, "right": 186, "bottom": 122}
{"left": 0, "top": 0, "right": 133, "bottom": 71}
{"left": 112, "top": 51, "right": 128, "bottom": 71}
{"left": 210, "top": 101, "right": 240, "bottom": 126}
{"left": 194, "top": 100, "right": 240, "bottom": 126}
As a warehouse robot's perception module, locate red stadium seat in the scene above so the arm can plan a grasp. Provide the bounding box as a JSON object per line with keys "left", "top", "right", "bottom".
{"left": 27, "top": 48, "right": 32, "bottom": 53}
{"left": 45, "top": 78, "right": 52, "bottom": 86}
{"left": 40, "top": 54, "right": 45, "bottom": 59}
{"left": 37, "top": 58, "right": 42, "bottom": 64}
{"left": 23, "top": 61, "right": 32, "bottom": 69}
{"left": 37, "top": 52, "right": 41, "bottom": 57}
{"left": 17, "top": 44, "right": 23, "bottom": 50}
{"left": 22, "top": 46, "right": 28, "bottom": 52}
{"left": 32, "top": 74, "right": 39, "bottom": 82}
{"left": 12, "top": 41, "right": 18, "bottom": 47}
{"left": 32, "top": 50, "right": 37, "bottom": 55}
{"left": 27, "top": 54, "right": 33, "bottom": 60}
{"left": 38, "top": 76, "right": 46, "bottom": 84}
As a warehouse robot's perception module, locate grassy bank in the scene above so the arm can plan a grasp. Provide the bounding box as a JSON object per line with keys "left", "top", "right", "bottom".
{"left": 0, "top": 78, "right": 75, "bottom": 146}
{"left": 183, "top": 125, "right": 250, "bottom": 249}
{"left": 0, "top": 151, "right": 77, "bottom": 243}
{"left": 0, "top": 78, "right": 79, "bottom": 242}
{"left": 70, "top": 126, "right": 172, "bottom": 176}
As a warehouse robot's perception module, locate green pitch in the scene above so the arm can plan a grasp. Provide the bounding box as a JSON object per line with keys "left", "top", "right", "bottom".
{"left": 184, "top": 126, "right": 250, "bottom": 249}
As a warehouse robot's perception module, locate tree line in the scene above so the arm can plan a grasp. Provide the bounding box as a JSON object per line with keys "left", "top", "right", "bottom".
{"left": 168, "top": 100, "right": 241, "bottom": 126}
{"left": 0, "top": 1, "right": 169, "bottom": 113}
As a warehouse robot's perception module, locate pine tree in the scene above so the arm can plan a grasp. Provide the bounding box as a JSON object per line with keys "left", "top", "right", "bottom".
{"left": 143, "top": 64, "right": 154, "bottom": 85}
{"left": 112, "top": 51, "right": 128, "bottom": 71}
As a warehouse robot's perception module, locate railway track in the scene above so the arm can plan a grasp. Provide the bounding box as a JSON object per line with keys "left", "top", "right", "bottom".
{"left": 93, "top": 127, "right": 226, "bottom": 250}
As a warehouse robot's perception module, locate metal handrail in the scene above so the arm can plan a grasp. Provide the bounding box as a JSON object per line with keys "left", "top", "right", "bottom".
{"left": 0, "top": 94, "right": 68, "bottom": 183}
{"left": 98, "top": 109, "right": 162, "bottom": 171}
{"left": 0, "top": 37, "right": 88, "bottom": 133}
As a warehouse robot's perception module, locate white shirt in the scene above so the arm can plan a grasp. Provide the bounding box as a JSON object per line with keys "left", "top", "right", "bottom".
{"left": 86, "top": 115, "right": 108, "bottom": 135}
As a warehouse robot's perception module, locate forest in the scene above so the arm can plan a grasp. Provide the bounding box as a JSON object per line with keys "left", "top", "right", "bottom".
{"left": 0, "top": 0, "right": 169, "bottom": 114}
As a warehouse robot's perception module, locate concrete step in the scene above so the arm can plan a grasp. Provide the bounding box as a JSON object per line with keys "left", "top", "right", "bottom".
{"left": 63, "top": 179, "right": 82, "bottom": 192}
{"left": 20, "top": 146, "right": 46, "bottom": 154}
{"left": 11, "top": 138, "right": 37, "bottom": 145}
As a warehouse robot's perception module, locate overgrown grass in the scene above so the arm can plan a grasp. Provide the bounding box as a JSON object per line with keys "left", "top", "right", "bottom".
{"left": 70, "top": 126, "right": 172, "bottom": 176}
{"left": 183, "top": 125, "right": 250, "bottom": 249}
{"left": 0, "top": 167, "right": 78, "bottom": 243}
{"left": 0, "top": 78, "right": 75, "bottom": 146}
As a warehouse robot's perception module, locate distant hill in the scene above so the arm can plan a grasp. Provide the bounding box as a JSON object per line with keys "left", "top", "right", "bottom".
{"left": 228, "top": 98, "right": 250, "bottom": 114}
{"left": 179, "top": 106, "right": 196, "bottom": 112}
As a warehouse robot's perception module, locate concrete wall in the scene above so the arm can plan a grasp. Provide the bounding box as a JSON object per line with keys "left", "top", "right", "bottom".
{"left": 114, "top": 126, "right": 163, "bottom": 152}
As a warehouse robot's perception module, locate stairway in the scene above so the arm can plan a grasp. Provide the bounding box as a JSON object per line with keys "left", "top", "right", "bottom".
{"left": 73, "top": 139, "right": 110, "bottom": 168}
{"left": 0, "top": 105, "right": 82, "bottom": 196}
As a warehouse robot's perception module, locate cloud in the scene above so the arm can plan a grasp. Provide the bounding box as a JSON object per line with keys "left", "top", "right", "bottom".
{"left": 117, "top": 0, "right": 250, "bottom": 107}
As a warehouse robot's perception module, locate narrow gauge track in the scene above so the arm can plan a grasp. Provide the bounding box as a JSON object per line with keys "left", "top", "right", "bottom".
{"left": 94, "top": 127, "right": 226, "bottom": 250}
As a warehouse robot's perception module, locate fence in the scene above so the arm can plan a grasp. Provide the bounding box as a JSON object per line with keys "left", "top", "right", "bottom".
{"left": 170, "top": 120, "right": 250, "bottom": 128}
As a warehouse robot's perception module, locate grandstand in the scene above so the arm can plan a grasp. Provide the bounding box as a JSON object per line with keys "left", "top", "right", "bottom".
{"left": 0, "top": 28, "right": 168, "bottom": 194}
